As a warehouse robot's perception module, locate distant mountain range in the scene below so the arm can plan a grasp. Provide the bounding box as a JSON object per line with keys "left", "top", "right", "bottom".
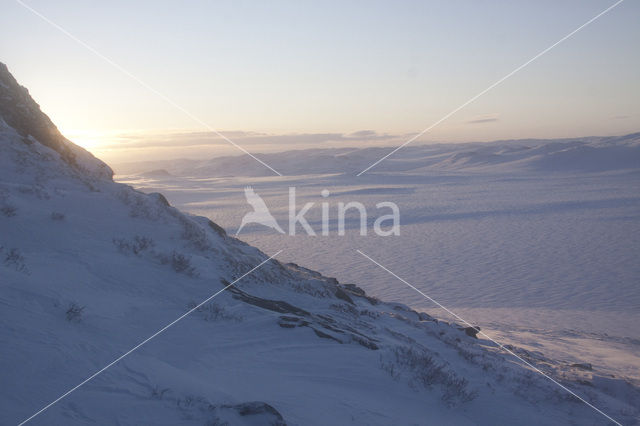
{"left": 113, "top": 133, "right": 640, "bottom": 178}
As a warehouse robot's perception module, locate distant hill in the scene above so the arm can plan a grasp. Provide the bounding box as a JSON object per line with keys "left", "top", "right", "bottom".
{"left": 139, "top": 169, "right": 172, "bottom": 178}
{"left": 115, "top": 133, "right": 640, "bottom": 178}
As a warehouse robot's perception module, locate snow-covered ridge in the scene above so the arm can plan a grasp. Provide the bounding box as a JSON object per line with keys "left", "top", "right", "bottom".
{"left": 0, "top": 62, "right": 112, "bottom": 180}
{"left": 1, "top": 64, "right": 639, "bottom": 425}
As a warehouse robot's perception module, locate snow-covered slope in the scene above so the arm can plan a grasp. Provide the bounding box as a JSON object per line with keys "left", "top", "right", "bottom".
{"left": 1, "top": 63, "right": 639, "bottom": 425}
{"left": 0, "top": 63, "right": 112, "bottom": 180}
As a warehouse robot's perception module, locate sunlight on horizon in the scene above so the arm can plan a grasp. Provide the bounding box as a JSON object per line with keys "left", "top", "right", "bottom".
{"left": 3, "top": 0, "right": 637, "bottom": 164}
{"left": 61, "top": 129, "right": 108, "bottom": 150}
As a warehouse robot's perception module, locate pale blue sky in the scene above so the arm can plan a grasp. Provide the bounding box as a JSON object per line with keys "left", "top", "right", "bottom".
{"left": 1, "top": 0, "right": 639, "bottom": 160}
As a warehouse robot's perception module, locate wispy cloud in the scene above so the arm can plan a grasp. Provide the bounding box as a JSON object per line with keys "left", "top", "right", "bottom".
{"left": 88, "top": 129, "right": 404, "bottom": 151}
{"left": 69, "top": 128, "right": 420, "bottom": 163}
{"left": 466, "top": 113, "right": 500, "bottom": 124}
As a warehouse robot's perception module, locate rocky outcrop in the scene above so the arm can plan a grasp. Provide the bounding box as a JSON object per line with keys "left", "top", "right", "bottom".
{"left": 0, "top": 62, "right": 112, "bottom": 180}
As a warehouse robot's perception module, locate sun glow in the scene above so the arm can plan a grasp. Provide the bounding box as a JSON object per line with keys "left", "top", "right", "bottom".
{"left": 61, "top": 129, "right": 107, "bottom": 151}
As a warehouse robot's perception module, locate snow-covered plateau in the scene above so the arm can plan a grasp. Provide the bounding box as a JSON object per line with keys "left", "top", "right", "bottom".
{"left": 2, "top": 62, "right": 639, "bottom": 425}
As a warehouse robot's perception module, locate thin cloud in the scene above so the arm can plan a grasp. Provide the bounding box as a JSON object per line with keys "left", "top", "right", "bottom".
{"left": 346, "top": 130, "right": 387, "bottom": 139}
{"left": 467, "top": 114, "right": 500, "bottom": 124}
{"left": 98, "top": 130, "right": 403, "bottom": 151}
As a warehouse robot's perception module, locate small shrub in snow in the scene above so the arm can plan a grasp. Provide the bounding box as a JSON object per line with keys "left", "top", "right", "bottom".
{"left": 66, "top": 303, "right": 85, "bottom": 322}
{"left": 187, "top": 301, "right": 243, "bottom": 322}
{"left": 113, "top": 238, "right": 197, "bottom": 276}
{"left": 360, "top": 309, "right": 380, "bottom": 319}
{"left": 330, "top": 303, "right": 359, "bottom": 317}
{"left": 287, "top": 280, "right": 331, "bottom": 298}
{"left": 1, "top": 205, "right": 17, "bottom": 217}
{"left": 113, "top": 238, "right": 128, "bottom": 253}
{"left": 380, "top": 346, "right": 477, "bottom": 405}
{"left": 441, "top": 376, "right": 476, "bottom": 405}
{"left": 112, "top": 236, "right": 154, "bottom": 255}
{"left": 117, "top": 188, "right": 163, "bottom": 220}
{"left": 131, "top": 236, "right": 154, "bottom": 254}
{"left": 3, "top": 248, "right": 28, "bottom": 273}
{"left": 180, "top": 219, "right": 211, "bottom": 251}
{"left": 17, "top": 184, "right": 50, "bottom": 200}
{"left": 50, "top": 212, "right": 65, "bottom": 221}
{"left": 151, "top": 386, "right": 170, "bottom": 400}
{"left": 171, "top": 252, "right": 198, "bottom": 277}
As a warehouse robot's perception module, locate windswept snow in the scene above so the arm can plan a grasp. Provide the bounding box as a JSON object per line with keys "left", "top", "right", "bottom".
{"left": 118, "top": 137, "right": 640, "bottom": 424}
{"left": 2, "top": 62, "right": 640, "bottom": 425}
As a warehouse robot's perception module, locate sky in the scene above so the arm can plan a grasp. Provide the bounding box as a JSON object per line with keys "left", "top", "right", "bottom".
{"left": 1, "top": 0, "right": 639, "bottom": 163}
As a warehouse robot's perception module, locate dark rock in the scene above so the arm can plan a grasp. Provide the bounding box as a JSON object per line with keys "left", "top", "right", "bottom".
{"left": 351, "top": 335, "right": 379, "bottom": 350}
{"left": 462, "top": 326, "right": 481, "bottom": 338}
{"left": 226, "top": 286, "right": 310, "bottom": 317}
{"left": 278, "top": 323, "right": 297, "bottom": 329}
{"left": 227, "top": 284, "right": 379, "bottom": 350}
{"left": 338, "top": 284, "right": 383, "bottom": 305}
{"left": 285, "top": 262, "right": 322, "bottom": 277}
{"left": 279, "top": 316, "right": 302, "bottom": 322}
{"left": 334, "top": 287, "right": 355, "bottom": 305}
{"left": 342, "top": 283, "right": 366, "bottom": 296}
{"left": 312, "top": 328, "right": 343, "bottom": 343}
{"left": 218, "top": 401, "right": 287, "bottom": 426}
{"left": 207, "top": 219, "right": 227, "bottom": 238}
{"left": 417, "top": 312, "right": 436, "bottom": 322}
{"left": 277, "top": 316, "right": 310, "bottom": 328}
{"left": 571, "top": 363, "right": 593, "bottom": 371}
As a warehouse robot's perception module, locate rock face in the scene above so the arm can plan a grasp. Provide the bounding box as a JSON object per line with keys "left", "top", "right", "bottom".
{"left": 462, "top": 326, "right": 481, "bottom": 338}
{"left": 0, "top": 62, "right": 112, "bottom": 179}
